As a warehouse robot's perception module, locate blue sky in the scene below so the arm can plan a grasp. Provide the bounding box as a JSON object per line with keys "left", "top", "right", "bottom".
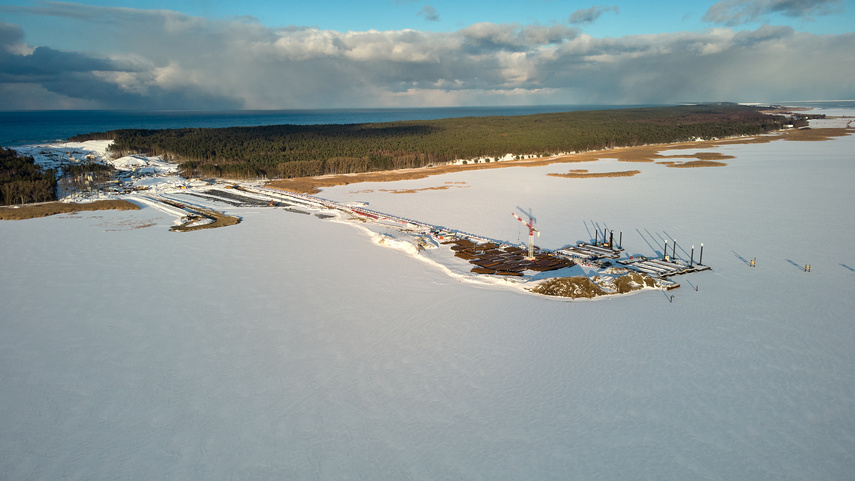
{"left": 1, "top": 0, "right": 853, "bottom": 109}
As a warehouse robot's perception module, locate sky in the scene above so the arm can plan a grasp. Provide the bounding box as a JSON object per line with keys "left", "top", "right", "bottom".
{"left": 0, "top": 0, "right": 853, "bottom": 109}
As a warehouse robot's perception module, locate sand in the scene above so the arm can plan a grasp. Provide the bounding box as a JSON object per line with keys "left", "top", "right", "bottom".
{"left": 266, "top": 126, "right": 854, "bottom": 194}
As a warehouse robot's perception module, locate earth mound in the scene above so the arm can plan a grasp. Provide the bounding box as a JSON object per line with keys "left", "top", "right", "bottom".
{"left": 613, "top": 271, "right": 659, "bottom": 293}
{"left": 531, "top": 271, "right": 660, "bottom": 298}
{"left": 530, "top": 276, "right": 606, "bottom": 298}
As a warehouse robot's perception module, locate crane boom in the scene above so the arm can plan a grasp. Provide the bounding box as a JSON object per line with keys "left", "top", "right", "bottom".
{"left": 511, "top": 212, "right": 540, "bottom": 260}
{"left": 511, "top": 212, "right": 539, "bottom": 234}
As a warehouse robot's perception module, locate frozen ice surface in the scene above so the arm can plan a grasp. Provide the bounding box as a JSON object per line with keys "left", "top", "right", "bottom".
{"left": 1, "top": 110, "right": 854, "bottom": 480}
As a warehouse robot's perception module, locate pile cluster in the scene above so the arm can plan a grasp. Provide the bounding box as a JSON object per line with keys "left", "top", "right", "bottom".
{"left": 446, "top": 238, "right": 574, "bottom": 277}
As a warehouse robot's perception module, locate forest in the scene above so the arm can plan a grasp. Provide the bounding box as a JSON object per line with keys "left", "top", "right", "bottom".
{"left": 71, "top": 104, "right": 801, "bottom": 180}
{"left": 0, "top": 146, "right": 57, "bottom": 205}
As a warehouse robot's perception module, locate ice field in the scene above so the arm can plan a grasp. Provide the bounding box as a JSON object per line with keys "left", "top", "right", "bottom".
{"left": 2, "top": 111, "right": 854, "bottom": 480}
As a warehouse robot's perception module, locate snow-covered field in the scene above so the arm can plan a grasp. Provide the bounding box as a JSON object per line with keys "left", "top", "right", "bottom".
{"left": 2, "top": 110, "right": 854, "bottom": 480}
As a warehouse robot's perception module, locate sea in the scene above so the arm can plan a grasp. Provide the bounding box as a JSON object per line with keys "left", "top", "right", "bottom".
{"left": 0, "top": 105, "right": 661, "bottom": 147}
{"left": 3, "top": 101, "right": 851, "bottom": 148}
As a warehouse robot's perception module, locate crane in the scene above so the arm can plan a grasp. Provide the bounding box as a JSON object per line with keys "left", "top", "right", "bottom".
{"left": 512, "top": 211, "right": 540, "bottom": 260}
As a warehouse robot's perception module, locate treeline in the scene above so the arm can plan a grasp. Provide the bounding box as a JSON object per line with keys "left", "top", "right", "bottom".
{"left": 62, "top": 162, "right": 115, "bottom": 179}
{"left": 1, "top": 146, "right": 57, "bottom": 205}
{"left": 71, "top": 104, "right": 795, "bottom": 180}
{"left": 67, "top": 131, "right": 118, "bottom": 142}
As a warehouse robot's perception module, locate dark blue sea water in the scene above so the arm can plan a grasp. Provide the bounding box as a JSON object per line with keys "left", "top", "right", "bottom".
{"left": 5, "top": 102, "right": 848, "bottom": 148}
{"left": 0, "top": 105, "right": 661, "bottom": 147}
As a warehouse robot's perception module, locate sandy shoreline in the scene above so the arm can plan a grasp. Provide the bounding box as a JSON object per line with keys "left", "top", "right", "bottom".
{"left": 267, "top": 125, "right": 854, "bottom": 194}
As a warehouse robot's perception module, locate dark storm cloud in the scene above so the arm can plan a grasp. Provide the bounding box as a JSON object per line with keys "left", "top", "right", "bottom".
{"left": 703, "top": 0, "right": 844, "bottom": 25}
{"left": 0, "top": 14, "right": 243, "bottom": 108}
{"left": 0, "top": 22, "right": 26, "bottom": 49}
{"left": 1, "top": 20, "right": 128, "bottom": 96}
{"left": 1, "top": 46, "right": 119, "bottom": 77}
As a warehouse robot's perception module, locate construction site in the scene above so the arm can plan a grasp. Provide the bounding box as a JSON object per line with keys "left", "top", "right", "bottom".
{"left": 29, "top": 155, "right": 711, "bottom": 296}
{"left": 424, "top": 210, "right": 709, "bottom": 282}
{"left": 191, "top": 185, "right": 714, "bottom": 286}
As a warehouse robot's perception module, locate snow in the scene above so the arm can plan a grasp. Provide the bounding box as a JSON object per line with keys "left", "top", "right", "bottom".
{"left": 2, "top": 107, "right": 854, "bottom": 480}
{"left": 13, "top": 140, "right": 186, "bottom": 201}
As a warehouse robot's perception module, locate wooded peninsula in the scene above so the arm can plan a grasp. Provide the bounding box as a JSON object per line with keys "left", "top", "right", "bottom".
{"left": 69, "top": 104, "right": 802, "bottom": 181}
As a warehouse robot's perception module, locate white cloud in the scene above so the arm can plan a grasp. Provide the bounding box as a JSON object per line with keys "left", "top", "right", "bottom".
{"left": 0, "top": 3, "right": 853, "bottom": 109}
{"left": 271, "top": 28, "right": 342, "bottom": 60}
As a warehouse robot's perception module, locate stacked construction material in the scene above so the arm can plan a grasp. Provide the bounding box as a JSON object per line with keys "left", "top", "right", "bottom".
{"left": 445, "top": 239, "right": 574, "bottom": 276}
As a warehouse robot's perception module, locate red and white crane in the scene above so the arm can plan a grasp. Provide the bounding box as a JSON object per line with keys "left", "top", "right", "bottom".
{"left": 512, "top": 211, "right": 540, "bottom": 260}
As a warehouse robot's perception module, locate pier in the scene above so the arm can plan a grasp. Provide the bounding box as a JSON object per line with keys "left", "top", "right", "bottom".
{"left": 618, "top": 255, "right": 710, "bottom": 278}
{"left": 233, "top": 184, "right": 711, "bottom": 280}
{"left": 556, "top": 242, "right": 622, "bottom": 261}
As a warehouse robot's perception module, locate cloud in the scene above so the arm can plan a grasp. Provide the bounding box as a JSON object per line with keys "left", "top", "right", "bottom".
{"left": 0, "top": 22, "right": 25, "bottom": 49}
{"left": 1, "top": 47, "right": 122, "bottom": 78}
{"left": 703, "top": 0, "right": 844, "bottom": 25}
{"left": 459, "top": 23, "right": 578, "bottom": 54}
{"left": 568, "top": 5, "right": 619, "bottom": 25}
{"left": 0, "top": 3, "right": 852, "bottom": 109}
{"left": 418, "top": 5, "right": 439, "bottom": 22}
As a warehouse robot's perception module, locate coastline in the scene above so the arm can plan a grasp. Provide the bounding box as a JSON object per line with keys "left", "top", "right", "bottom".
{"left": 266, "top": 124, "right": 855, "bottom": 195}
{"left": 6, "top": 106, "right": 852, "bottom": 205}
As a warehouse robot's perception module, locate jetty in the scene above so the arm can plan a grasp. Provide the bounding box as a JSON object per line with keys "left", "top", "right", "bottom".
{"left": 618, "top": 255, "right": 711, "bottom": 278}
{"left": 229, "top": 183, "right": 711, "bottom": 280}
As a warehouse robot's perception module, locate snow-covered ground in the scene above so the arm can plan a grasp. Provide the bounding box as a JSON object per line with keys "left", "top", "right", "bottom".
{"left": 13, "top": 140, "right": 192, "bottom": 201}
{"left": 1, "top": 109, "right": 854, "bottom": 480}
